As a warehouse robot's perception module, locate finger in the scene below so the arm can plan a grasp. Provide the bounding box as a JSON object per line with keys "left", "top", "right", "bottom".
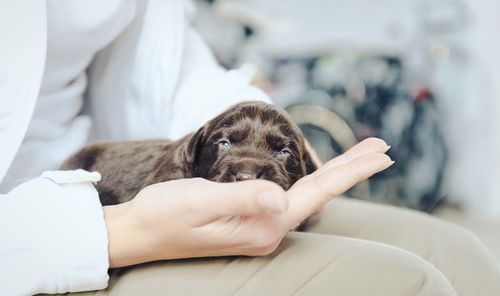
{"left": 308, "top": 137, "right": 390, "bottom": 178}
{"left": 285, "top": 152, "right": 393, "bottom": 225}
{"left": 189, "top": 179, "right": 287, "bottom": 220}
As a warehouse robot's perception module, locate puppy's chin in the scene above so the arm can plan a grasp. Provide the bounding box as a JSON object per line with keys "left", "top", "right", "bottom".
{"left": 209, "top": 170, "right": 292, "bottom": 190}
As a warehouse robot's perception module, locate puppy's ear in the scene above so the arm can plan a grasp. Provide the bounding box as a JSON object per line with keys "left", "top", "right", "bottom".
{"left": 185, "top": 127, "right": 205, "bottom": 164}
{"left": 303, "top": 151, "right": 318, "bottom": 175}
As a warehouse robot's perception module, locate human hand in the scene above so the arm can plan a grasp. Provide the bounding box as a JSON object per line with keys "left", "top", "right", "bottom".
{"left": 103, "top": 138, "right": 392, "bottom": 268}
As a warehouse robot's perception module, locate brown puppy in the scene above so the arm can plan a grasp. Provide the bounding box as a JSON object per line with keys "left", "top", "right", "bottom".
{"left": 61, "top": 101, "right": 317, "bottom": 205}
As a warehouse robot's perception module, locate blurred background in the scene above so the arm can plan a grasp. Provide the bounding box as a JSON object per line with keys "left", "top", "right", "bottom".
{"left": 191, "top": 0, "right": 500, "bottom": 256}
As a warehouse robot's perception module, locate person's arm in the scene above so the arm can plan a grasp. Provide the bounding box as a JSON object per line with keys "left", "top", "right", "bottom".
{"left": 0, "top": 138, "right": 390, "bottom": 295}
{"left": 87, "top": 0, "right": 271, "bottom": 141}
{"left": 0, "top": 171, "right": 108, "bottom": 295}
{"left": 164, "top": 26, "right": 272, "bottom": 139}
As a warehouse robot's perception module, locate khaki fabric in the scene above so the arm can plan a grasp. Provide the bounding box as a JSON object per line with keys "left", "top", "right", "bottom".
{"left": 71, "top": 198, "right": 500, "bottom": 296}
{"left": 305, "top": 198, "right": 500, "bottom": 296}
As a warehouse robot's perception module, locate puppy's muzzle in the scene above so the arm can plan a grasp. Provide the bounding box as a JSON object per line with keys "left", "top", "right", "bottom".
{"left": 236, "top": 172, "right": 257, "bottom": 181}
{"left": 230, "top": 158, "right": 265, "bottom": 181}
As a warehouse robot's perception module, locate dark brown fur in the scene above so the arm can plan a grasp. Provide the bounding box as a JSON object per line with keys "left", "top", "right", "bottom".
{"left": 61, "top": 101, "right": 317, "bottom": 205}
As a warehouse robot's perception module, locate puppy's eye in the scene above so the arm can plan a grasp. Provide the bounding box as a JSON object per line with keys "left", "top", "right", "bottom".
{"left": 218, "top": 139, "right": 231, "bottom": 150}
{"left": 277, "top": 148, "right": 292, "bottom": 156}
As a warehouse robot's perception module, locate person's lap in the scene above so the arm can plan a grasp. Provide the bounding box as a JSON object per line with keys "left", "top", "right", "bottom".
{"left": 306, "top": 197, "right": 500, "bottom": 296}
{"left": 71, "top": 198, "right": 500, "bottom": 296}
{"left": 74, "top": 231, "right": 455, "bottom": 296}
{"left": 72, "top": 197, "right": 499, "bottom": 296}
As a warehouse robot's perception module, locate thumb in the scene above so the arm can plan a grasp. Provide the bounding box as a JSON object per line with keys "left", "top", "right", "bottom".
{"left": 189, "top": 179, "right": 288, "bottom": 219}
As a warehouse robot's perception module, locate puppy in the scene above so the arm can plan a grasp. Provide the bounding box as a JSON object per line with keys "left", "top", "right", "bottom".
{"left": 61, "top": 101, "right": 317, "bottom": 205}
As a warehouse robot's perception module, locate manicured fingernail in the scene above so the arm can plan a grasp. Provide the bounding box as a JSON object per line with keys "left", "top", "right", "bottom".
{"left": 258, "top": 191, "right": 287, "bottom": 214}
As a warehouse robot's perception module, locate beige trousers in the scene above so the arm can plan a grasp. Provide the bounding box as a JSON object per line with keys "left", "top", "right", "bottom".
{"left": 75, "top": 198, "right": 500, "bottom": 296}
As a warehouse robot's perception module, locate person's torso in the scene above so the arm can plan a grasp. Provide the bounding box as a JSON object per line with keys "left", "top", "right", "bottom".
{"left": 0, "top": 0, "right": 135, "bottom": 191}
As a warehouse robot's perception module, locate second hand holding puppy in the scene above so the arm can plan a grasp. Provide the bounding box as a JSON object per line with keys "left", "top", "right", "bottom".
{"left": 104, "top": 138, "right": 393, "bottom": 268}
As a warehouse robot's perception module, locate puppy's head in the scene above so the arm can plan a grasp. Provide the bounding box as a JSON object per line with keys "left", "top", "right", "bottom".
{"left": 185, "top": 101, "right": 317, "bottom": 189}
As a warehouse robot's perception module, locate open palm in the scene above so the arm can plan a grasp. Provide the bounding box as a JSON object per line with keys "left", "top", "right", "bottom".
{"left": 105, "top": 138, "right": 392, "bottom": 267}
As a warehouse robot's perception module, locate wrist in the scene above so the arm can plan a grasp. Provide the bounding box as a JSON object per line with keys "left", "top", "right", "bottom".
{"left": 103, "top": 202, "right": 129, "bottom": 220}
{"left": 103, "top": 202, "right": 154, "bottom": 268}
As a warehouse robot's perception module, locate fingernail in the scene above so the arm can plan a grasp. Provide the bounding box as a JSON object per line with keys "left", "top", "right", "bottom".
{"left": 384, "top": 160, "right": 395, "bottom": 169}
{"left": 257, "top": 191, "right": 287, "bottom": 214}
{"left": 383, "top": 145, "right": 391, "bottom": 152}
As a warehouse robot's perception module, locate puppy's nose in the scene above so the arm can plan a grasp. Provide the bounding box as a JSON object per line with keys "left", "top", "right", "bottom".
{"left": 235, "top": 172, "right": 257, "bottom": 181}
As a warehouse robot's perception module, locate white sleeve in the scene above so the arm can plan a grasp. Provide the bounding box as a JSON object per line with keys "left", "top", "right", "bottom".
{"left": 166, "top": 26, "right": 272, "bottom": 139}
{"left": 0, "top": 170, "right": 109, "bottom": 295}
{"left": 88, "top": 0, "right": 271, "bottom": 141}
